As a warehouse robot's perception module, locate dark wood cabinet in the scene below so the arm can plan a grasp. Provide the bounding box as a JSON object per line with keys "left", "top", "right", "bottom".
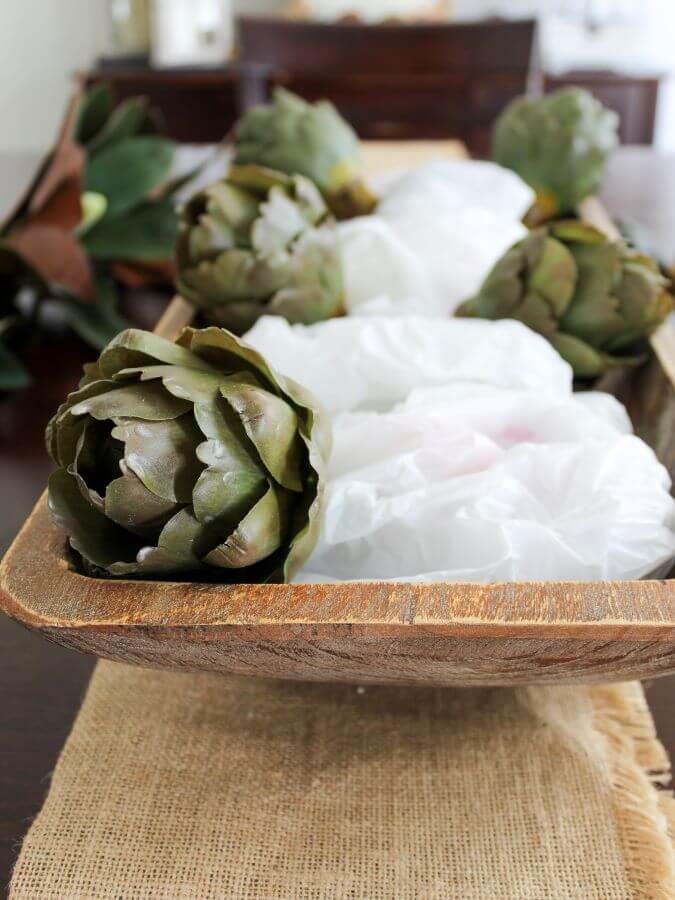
{"left": 86, "top": 66, "right": 244, "bottom": 143}
{"left": 88, "top": 18, "right": 537, "bottom": 156}
{"left": 86, "top": 23, "right": 661, "bottom": 152}
{"left": 238, "top": 17, "right": 538, "bottom": 156}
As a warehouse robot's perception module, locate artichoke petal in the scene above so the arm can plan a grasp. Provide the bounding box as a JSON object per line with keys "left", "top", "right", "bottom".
{"left": 111, "top": 414, "right": 204, "bottom": 503}
{"left": 69, "top": 418, "right": 109, "bottom": 512}
{"left": 226, "top": 163, "right": 292, "bottom": 195}
{"left": 609, "top": 257, "right": 673, "bottom": 351}
{"left": 70, "top": 380, "right": 191, "bottom": 422}
{"left": 549, "top": 333, "right": 624, "bottom": 379}
{"left": 132, "top": 507, "right": 203, "bottom": 575}
{"left": 179, "top": 326, "right": 278, "bottom": 393}
{"left": 48, "top": 379, "right": 118, "bottom": 466}
{"left": 79, "top": 360, "right": 105, "bottom": 387}
{"left": 192, "top": 467, "right": 266, "bottom": 531}
{"left": 251, "top": 186, "right": 312, "bottom": 256}
{"left": 267, "top": 229, "right": 344, "bottom": 325}
{"left": 177, "top": 247, "right": 292, "bottom": 307}
{"left": 219, "top": 382, "right": 304, "bottom": 492}
{"left": 527, "top": 234, "right": 577, "bottom": 316}
{"left": 99, "top": 328, "right": 215, "bottom": 379}
{"left": 204, "top": 481, "right": 290, "bottom": 569}
{"left": 457, "top": 231, "right": 575, "bottom": 331}
{"left": 105, "top": 466, "right": 179, "bottom": 537}
{"left": 127, "top": 364, "right": 227, "bottom": 404}
{"left": 48, "top": 468, "right": 142, "bottom": 574}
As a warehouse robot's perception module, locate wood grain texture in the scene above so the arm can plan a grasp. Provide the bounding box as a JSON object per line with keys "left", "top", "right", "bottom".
{"left": 3, "top": 197, "right": 675, "bottom": 687}
{"left": 1, "top": 490, "right": 675, "bottom": 687}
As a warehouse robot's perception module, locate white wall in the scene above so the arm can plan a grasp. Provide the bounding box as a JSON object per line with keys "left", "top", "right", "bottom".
{"left": 0, "top": 0, "right": 283, "bottom": 155}
{"left": 0, "top": 0, "right": 105, "bottom": 153}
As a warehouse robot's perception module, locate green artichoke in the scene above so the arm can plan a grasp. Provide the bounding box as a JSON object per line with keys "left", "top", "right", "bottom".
{"left": 233, "top": 88, "right": 377, "bottom": 219}
{"left": 457, "top": 221, "right": 673, "bottom": 378}
{"left": 493, "top": 88, "right": 619, "bottom": 223}
{"left": 46, "top": 326, "right": 328, "bottom": 581}
{"left": 176, "top": 164, "right": 344, "bottom": 333}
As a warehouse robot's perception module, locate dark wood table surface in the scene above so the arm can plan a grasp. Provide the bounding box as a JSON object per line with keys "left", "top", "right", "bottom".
{"left": 1, "top": 150, "right": 674, "bottom": 896}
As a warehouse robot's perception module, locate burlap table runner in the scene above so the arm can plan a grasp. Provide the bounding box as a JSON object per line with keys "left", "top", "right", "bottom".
{"left": 9, "top": 663, "right": 675, "bottom": 899}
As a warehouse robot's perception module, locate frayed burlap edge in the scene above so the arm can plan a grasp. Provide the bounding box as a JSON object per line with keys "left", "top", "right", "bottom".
{"left": 589, "top": 683, "right": 675, "bottom": 900}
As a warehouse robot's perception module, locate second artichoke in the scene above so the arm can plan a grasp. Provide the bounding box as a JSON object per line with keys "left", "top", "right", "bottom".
{"left": 176, "top": 165, "right": 344, "bottom": 334}
{"left": 457, "top": 221, "right": 673, "bottom": 377}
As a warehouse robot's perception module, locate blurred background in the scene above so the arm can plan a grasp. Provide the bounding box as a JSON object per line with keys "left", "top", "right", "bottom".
{"left": 1, "top": 0, "right": 674, "bottom": 159}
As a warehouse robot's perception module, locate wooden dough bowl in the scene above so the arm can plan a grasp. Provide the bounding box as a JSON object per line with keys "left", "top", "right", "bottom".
{"left": 3, "top": 186, "right": 675, "bottom": 687}
{"left": 2, "top": 287, "right": 675, "bottom": 688}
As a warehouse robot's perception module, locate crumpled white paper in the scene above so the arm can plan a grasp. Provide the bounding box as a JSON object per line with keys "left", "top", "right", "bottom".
{"left": 246, "top": 316, "right": 572, "bottom": 415}
{"left": 339, "top": 160, "right": 534, "bottom": 316}
{"left": 244, "top": 316, "right": 675, "bottom": 583}
{"left": 375, "top": 159, "right": 534, "bottom": 222}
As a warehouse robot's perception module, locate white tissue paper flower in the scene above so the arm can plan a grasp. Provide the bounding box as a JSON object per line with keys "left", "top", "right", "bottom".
{"left": 376, "top": 159, "right": 534, "bottom": 221}
{"left": 338, "top": 160, "right": 535, "bottom": 317}
{"left": 245, "top": 316, "right": 572, "bottom": 415}
{"left": 244, "top": 315, "right": 675, "bottom": 584}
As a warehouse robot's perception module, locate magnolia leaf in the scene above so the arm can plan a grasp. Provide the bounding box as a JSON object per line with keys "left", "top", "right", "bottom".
{"left": 0, "top": 340, "right": 30, "bottom": 390}
{"left": 75, "top": 83, "right": 115, "bottom": 146}
{"left": 52, "top": 279, "right": 130, "bottom": 350}
{"left": 84, "top": 137, "right": 175, "bottom": 219}
{"left": 87, "top": 96, "right": 150, "bottom": 156}
{"left": 8, "top": 224, "right": 94, "bottom": 299}
{"left": 82, "top": 197, "right": 178, "bottom": 261}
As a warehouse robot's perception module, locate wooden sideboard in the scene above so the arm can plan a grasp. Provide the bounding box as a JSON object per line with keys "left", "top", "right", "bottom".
{"left": 87, "top": 19, "right": 660, "bottom": 153}
{"left": 86, "top": 65, "right": 243, "bottom": 143}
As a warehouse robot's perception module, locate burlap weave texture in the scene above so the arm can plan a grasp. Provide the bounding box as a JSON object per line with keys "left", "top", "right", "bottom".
{"left": 10, "top": 663, "right": 675, "bottom": 899}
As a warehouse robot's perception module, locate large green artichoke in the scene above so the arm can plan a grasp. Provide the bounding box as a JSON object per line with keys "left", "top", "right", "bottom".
{"left": 46, "top": 326, "right": 328, "bottom": 581}
{"left": 175, "top": 164, "right": 344, "bottom": 333}
{"left": 233, "top": 88, "right": 377, "bottom": 219}
{"left": 493, "top": 88, "right": 619, "bottom": 223}
{"left": 457, "top": 221, "right": 673, "bottom": 377}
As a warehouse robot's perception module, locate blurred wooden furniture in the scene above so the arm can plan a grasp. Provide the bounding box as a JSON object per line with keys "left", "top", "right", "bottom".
{"left": 544, "top": 70, "right": 661, "bottom": 145}
{"left": 237, "top": 17, "right": 538, "bottom": 156}
{"left": 85, "top": 64, "right": 248, "bottom": 143}
{"left": 87, "top": 33, "right": 660, "bottom": 151}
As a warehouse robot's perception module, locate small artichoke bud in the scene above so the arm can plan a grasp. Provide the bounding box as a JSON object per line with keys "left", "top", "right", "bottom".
{"left": 176, "top": 164, "right": 344, "bottom": 334}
